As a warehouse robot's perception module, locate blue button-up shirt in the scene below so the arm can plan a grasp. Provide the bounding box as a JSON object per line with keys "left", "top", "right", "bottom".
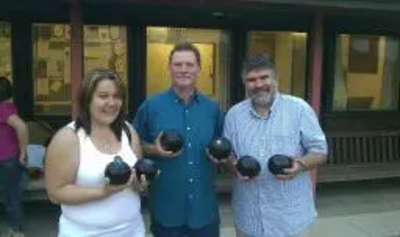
{"left": 223, "top": 94, "right": 327, "bottom": 237}
{"left": 133, "top": 88, "right": 223, "bottom": 228}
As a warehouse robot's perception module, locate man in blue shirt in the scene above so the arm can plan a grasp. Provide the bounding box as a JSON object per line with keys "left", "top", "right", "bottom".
{"left": 133, "top": 42, "right": 224, "bottom": 237}
{"left": 224, "top": 54, "right": 328, "bottom": 237}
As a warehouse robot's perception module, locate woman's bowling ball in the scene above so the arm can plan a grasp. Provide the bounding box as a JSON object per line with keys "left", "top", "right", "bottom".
{"left": 236, "top": 155, "right": 261, "bottom": 179}
{"left": 268, "top": 154, "right": 294, "bottom": 175}
{"left": 105, "top": 156, "right": 132, "bottom": 185}
{"left": 159, "top": 129, "right": 184, "bottom": 153}
{"left": 134, "top": 158, "right": 159, "bottom": 182}
{"left": 208, "top": 137, "right": 232, "bottom": 161}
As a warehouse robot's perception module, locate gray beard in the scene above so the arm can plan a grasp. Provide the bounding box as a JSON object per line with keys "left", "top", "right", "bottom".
{"left": 250, "top": 91, "right": 274, "bottom": 110}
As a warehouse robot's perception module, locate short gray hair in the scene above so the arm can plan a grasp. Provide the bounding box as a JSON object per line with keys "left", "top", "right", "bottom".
{"left": 241, "top": 53, "right": 276, "bottom": 81}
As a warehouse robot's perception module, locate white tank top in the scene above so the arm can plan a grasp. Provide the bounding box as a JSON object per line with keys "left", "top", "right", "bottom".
{"left": 58, "top": 122, "right": 145, "bottom": 237}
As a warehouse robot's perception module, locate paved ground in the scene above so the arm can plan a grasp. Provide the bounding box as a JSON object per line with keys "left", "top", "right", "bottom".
{"left": 2, "top": 178, "right": 400, "bottom": 237}
{"left": 310, "top": 178, "right": 400, "bottom": 237}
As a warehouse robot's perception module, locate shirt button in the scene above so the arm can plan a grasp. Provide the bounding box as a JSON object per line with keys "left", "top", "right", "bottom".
{"left": 188, "top": 143, "right": 192, "bottom": 148}
{"left": 185, "top": 110, "right": 188, "bottom": 113}
{"left": 189, "top": 161, "right": 194, "bottom": 165}
{"left": 187, "top": 127, "right": 191, "bottom": 131}
{"left": 189, "top": 178, "right": 193, "bottom": 183}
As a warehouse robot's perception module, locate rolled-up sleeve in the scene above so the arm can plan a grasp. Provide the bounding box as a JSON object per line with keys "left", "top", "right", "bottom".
{"left": 300, "top": 104, "right": 328, "bottom": 156}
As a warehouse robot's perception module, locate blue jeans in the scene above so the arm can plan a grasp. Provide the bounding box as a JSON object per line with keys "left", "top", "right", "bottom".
{"left": 0, "top": 157, "right": 25, "bottom": 232}
{"left": 150, "top": 219, "right": 220, "bottom": 237}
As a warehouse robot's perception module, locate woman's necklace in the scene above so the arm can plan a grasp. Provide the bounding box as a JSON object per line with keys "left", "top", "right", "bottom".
{"left": 92, "top": 137, "right": 120, "bottom": 154}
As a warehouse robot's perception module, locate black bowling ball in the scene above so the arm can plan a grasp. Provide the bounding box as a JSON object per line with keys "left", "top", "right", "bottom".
{"left": 268, "top": 154, "right": 294, "bottom": 175}
{"left": 134, "top": 158, "right": 159, "bottom": 182}
{"left": 208, "top": 137, "right": 232, "bottom": 161}
{"left": 159, "top": 129, "right": 184, "bottom": 153}
{"left": 105, "top": 156, "right": 132, "bottom": 185}
{"left": 236, "top": 155, "right": 261, "bottom": 179}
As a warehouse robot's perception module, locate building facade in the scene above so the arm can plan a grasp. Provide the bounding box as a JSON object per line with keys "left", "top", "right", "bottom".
{"left": 1, "top": 0, "right": 400, "bottom": 193}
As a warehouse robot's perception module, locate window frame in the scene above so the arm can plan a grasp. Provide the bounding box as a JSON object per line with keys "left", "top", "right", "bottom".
{"left": 332, "top": 33, "right": 400, "bottom": 112}
{"left": 324, "top": 15, "right": 400, "bottom": 114}
{"left": 322, "top": 14, "right": 400, "bottom": 133}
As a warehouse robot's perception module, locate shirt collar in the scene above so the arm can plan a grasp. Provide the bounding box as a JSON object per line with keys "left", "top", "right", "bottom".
{"left": 168, "top": 87, "right": 200, "bottom": 105}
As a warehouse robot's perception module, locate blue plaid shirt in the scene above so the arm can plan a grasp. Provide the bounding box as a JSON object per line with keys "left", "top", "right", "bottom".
{"left": 133, "top": 88, "right": 223, "bottom": 228}
{"left": 223, "top": 94, "right": 327, "bottom": 237}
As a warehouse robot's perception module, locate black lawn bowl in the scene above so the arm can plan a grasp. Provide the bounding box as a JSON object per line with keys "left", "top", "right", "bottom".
{"left": 236, "top": 155, "right": 261, "bottom": 179}
{"left": 208, "top": 137, "right": 232, "bottom": 161}
{"left": 105, "top": 156, "right": 132, "bottom": 185}
{"left": 159, "top": 129, "right": 184, "bottom": 153}
{"left": 268, "top": 154, "right": 294, "bottom": 175}
{"left": 134, "top": 158, "right": 159, "bottom": 182}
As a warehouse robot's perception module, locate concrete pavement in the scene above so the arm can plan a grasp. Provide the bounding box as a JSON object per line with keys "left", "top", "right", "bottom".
{"left": 2, "top": 178, "right": 400, "bottom": 237}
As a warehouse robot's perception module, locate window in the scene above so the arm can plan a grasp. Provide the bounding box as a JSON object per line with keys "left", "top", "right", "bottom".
{"left": 0, "top": 22, "right": 12, "bottom": 79}
{"left": 333, "top": 34, "right": 400, "bottom": 111}
{"left": 32, "top": 24, "right": 71, "bottom": 115}
{"left": 146, "top": 27, "right": 231, "bottom": 110}
{"left": 247, "top": 31, "right": 308, "bottom": 98}
{"left": 84, "top": 25, "right": 127, "bottom": 83}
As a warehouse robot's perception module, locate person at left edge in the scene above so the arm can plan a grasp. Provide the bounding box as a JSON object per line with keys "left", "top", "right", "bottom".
{"left": 0, "top": 76, "right": 28, "bottom": 237}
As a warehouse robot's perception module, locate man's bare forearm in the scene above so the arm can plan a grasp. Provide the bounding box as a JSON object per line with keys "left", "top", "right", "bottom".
{"left": 296, "top": 152, "right": 327, "bottom": 170}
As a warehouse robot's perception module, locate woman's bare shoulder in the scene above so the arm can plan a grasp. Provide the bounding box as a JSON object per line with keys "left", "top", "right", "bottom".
{"left": 48, "top": 126, "right": 79, "bottom": 150}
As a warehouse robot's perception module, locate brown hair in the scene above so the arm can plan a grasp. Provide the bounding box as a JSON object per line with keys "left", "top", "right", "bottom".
{"left": 75, "top": 68, "right": 128, "bottom": 141}
{"left": 168, "top": 42, "right": 201, "bottom": 67}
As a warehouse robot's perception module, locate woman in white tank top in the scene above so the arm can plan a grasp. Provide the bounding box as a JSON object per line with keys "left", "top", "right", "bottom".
{"left": 45, "top": 69, "right": 146, "bottom": 237}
